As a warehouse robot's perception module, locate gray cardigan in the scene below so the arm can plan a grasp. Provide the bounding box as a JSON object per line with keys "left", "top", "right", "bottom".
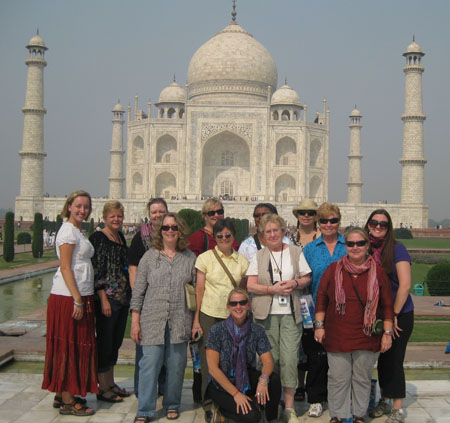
{"left": 130, "top": 247, "right": 196, "bottom": 346}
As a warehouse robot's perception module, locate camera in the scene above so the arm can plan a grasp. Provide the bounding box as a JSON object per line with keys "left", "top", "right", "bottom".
{"left": 278, "top": 296, "right": 288, "bottom": 305}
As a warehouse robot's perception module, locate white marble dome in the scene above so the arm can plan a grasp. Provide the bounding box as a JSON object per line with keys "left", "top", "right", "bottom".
{"left": 158, "top": 81, "right": 186, "bottom": 103}
{"left": 271, "top": 84, "right": 301, "bottom": 106}
{"left": 187, "top": 22, "right": 278, "bottom": 100}
{"left": 27, "top": 34, "right": 47, "bottom": 49}
{"left": 350, "top": 107, "right": 361, "bottom": 117}
{"left": 405, "top": 40, "right": 422, "bottom": 54}
{"left": 112, "top": 102, "right": 124, "bottom": 112}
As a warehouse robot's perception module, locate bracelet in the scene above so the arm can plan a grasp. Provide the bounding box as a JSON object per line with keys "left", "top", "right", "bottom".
{"left": 232, "top": 390, "right": 239, "bottom": 397}
{"left": 294, "top": 279, "right": 299, "bottom": 289}
{"left": 259, "top": 373, "right": 270, "bottom": 381}
{"left": 313, "top": 320, "right": 325, "bottom": 330}
{"left": 74, "top": 301, "right": 83, "bottom": 307}
{"left": 258, "top": 379, "right": 268, "bottom": 386}
{"left": 384, "top": 330, "right": 393, "bottom": 336}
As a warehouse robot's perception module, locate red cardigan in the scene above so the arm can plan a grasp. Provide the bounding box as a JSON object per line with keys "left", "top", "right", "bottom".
{"left": 188, "top": 229, "right": 239, "bottom": 257}
{"left": 315, "top": 261, "right": 394, "bottom": 353}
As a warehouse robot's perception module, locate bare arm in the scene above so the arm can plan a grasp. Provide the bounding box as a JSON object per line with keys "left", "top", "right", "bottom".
{"left": 313, "top": 310, "right": 326, "bottom": 343}
{"left": 59, "top": 243, "right": 83, "bottom": 320}
{"left": 130, "top": 310, "right": 141, "bottom": 344}
{"left": 247, "top": 275, "right": 301, "bottom": 296}
{"left": 129, "top": 265, "right": 138, "bottom": 290}
{"left": 392, "top": 260, "right": 411, "bottom": 337}
{"left": 206, "top": 348, "right": 253, "bottom": 415}
{"left": 192, "top": 270, "right": 206, "bottom": 337}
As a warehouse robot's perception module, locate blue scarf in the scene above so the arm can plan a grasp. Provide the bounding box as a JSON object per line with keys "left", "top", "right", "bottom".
{"left": 225, "top": 315, "right": 251, "bottom": 393}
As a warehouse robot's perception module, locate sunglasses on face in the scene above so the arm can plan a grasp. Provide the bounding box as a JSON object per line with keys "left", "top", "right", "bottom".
{"left": 319, "top": 217, "right": 339, "bottom": 224}
{"left": 206, "top": 209, "right": 224, "bottom": 217}
{"left": 216, "top": 233, "right": 232, "bottom": 239}
{"left": 297, "top": 210, "right": 317, "bottom": 217}
{"left": 228, "top": 299, "right": 249, "bottom": 307}
{"left": 253, "top": 212, "right": 270, "bottom": 219}
{"left": 346, "top": 240, "right": 368, "bottom": 247}
{"left": 368, "top": 219, "right": 389, "bottom": 229}
{"left": 161, "top": 225, "right": 179, "bottom": 232}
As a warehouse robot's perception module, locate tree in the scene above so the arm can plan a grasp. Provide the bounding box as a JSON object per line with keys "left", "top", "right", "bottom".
{"left": 87, "top": 218, "right": 95, "bottom": 237}
{"left": 56, "top": 215, "right": 63, "bottom": 235}
{"left": 32, "top": 213, "right": 44, "bottom": 258}
{"left": 3, "top": 211, "right": 14, "bottom": 262}
{"left": 178, "top": 209, "right": 204, "bottom": 234}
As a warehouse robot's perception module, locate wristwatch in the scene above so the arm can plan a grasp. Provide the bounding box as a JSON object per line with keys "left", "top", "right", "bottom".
{"left": 384, "top": 330, "right": 393, "bottom": 336}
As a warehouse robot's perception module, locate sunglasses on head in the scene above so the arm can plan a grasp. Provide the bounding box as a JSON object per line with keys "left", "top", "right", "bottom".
{"left": 161, "top": 225, "right": 179, "bottom": 232}
{"left": 216, "top": 233, "right": 232, "bottom": 239}
{"left": 297, "top": 210, "right": 317, "bottom": 217}
{"left": 228, "top": 299, "right": 249, "bottom": 307}
{"left": 253, "top": 212, "right": 270, "bottom": 219}
{"left": 206, "top": 208, "right": 224, "bottom": 217}
{"left": 368, "top": 219, "right": 389, "bottom": 229}
{"left": 346, "top": 240, "right": 367, "bottom": 247}
{"left": 319, "top": 217, "right": 339, "bottom": 224}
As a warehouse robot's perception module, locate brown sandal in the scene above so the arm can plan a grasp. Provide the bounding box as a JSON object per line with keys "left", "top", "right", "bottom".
{"left": 53, "top": 395, "right": 86, "bottom": 409}
{"left": 111, "top": 383, "right": 132, "bottom": 397}
{"left": 59, "top": 400, "right": 95, "bottom": 416}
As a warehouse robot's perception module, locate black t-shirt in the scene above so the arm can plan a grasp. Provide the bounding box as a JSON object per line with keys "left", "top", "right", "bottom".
{"left": 128, "top": 230, "right": 148, "bottom": 266}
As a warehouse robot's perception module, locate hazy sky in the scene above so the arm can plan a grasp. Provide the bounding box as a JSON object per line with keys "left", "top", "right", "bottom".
{"left": 1, "top": 0, "right": 449, "bottom": 220}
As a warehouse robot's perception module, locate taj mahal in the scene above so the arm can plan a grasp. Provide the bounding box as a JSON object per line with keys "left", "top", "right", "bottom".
{"left": 15, "top": 6, "right": 429, "bottom": 228}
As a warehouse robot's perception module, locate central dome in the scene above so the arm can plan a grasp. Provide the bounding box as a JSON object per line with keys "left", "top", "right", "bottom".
{"left": 187, "top": 23, "right": 278, "bottom": 103}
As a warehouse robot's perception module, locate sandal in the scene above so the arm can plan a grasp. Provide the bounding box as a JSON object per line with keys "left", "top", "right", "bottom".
{"left": 59, "top": 400, "right": 95, "bottom": 416}
{"left": 353, "top": 417, "right": 365, "bottom": 423}
{"left": 96, "top": 389, "right": 124, "bottom": 403}
{"left": 111, "top": 383, "right": 132, "bottom": 398}
{"left": 329, "top": 418, "right": 343, "bottom": 423}
{"left": 166, "top": 409, "right": 179, "bottom": 420}
{"left": 53, "top": 395, "right": 86, "bottom": 409}
{"left": 134, "top": 417, "right": 150, "bottom": 423}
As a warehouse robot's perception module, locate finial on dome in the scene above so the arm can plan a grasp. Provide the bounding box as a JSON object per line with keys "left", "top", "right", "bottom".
{"left": 355, "top": 104, "right": 357, "bottom": 109}
{"left": 285, "top": 77, "right": 287, "bottom": 85}
{"left": 231, "top": 0, "right": 237, "bottom": 23}
{"left": 37, "top": 28, "right": 39, "bottom": 35}
{"left": 413, "top": 34, "right": 415, "bottom": 42}
{"left": 173, "top": 74, "right": 176, "bottom": 82}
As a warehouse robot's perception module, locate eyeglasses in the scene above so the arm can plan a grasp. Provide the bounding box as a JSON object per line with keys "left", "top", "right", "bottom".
{"left": 206, "top": 209, "right": 224, "bottom": 217}
{"left": 228, "top": 299, "right": 249, "bottom": 307}
{"left": 368, "top": 219, "right": 389, "bottom": 229}
{"left": 346, "top": 240, "right": 368, "bottom": 247}
{"left": 253, "top": 212, "right": 270, "bottom": 219}
{"left": 297, "top": 210, "right": 317, "bottom": 217}
{"left": 161, "top": 225, "right": 179, "bottom": 232}
{"left": 216, "top": 233, "right": 232, "bottom": 239}
{"left": 319, "top": 217, "right": 340, "bottom": 224}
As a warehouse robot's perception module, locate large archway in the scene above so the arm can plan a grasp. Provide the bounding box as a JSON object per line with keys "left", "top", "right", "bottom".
{"left": 132, "top": 136, "right": 144, "bottom": 164}
{"left": 275, "top": 174, "right": 296, "bottom": 202}
{"left": 310, "top": 138, "right": 322, "bottom": 167}
{"left": 276, "top": 136, "right": 297, "bottom": 166}
{"left": 201, "top": 131, "right": 250, "bottom": 198}
{"left": 155, "top": 172, "right": 176, "bottom": 199}
{"left": 309, "top": 175, "right": 322, "bottom": 199}
{"left": 156, "top": 134, "right": 177, "bottom": 163}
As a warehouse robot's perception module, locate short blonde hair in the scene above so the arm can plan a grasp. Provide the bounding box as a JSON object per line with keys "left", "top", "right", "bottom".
{"left": 201, "top": 198, "right": 223, "bottom": 215}
{"left": 102, "top": 201, "right": 124, "bottom": 219}
{"left": 61, "top": 190, "right": 92, "bottom": 220}
{"left": 152, "top": 212, "right": 190, "bottom": 251}
{"left": 258, "top": 213, "right": 286, "bottom": 234}
{"left": 227, "top": 288, "right": 251, "bottom": 305}
{"left": 317, "top": 202, "right": 341, "bottom": 221}
{"left": 344, "top": 226, "right": 369, "bottom": 243}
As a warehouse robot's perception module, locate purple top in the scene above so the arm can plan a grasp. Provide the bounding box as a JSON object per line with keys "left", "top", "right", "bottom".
{"left": 390, "top": 242, "right": 414, "bottom": 314}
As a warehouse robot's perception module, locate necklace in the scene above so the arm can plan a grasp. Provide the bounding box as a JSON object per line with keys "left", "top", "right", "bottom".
{"left": 269, "top": 247, "right": 283, "bottom": 277}
{"left": 103, "top": 228, "right": 121, "bottom": 244}
{"left": 161, "top": 249, "right": 176, "bottom": 260}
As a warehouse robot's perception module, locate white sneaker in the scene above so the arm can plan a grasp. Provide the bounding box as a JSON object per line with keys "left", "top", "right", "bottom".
{"left": 308, "top": 402, "right": 323, "bottom": 417}
{"left": 283, "top": 407, "right": 300, "bottom": 423}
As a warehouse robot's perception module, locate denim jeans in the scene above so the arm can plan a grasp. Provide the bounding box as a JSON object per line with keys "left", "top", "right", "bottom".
{"left": 137, "top": 323, "right": 188, "bottom": 418}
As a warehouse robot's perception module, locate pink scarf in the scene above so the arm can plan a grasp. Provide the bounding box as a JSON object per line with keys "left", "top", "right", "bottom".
{"left": 140, "top": 222, "right": 154, "bottom": 250}
{"left": 335, "top": 255, "right": 380, "bottom": 336}
{"left": 369, "top": 233, "right": 385, "bottom": 268}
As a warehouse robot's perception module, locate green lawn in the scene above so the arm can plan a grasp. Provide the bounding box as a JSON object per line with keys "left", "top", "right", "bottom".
{"left": 410, "top": 322, "right": 450, "bottom": 342}
{"left": 402, "top": 238, "right": 450, "bottom": 249}
{"left": 0, "top": 249, "right": 57, "bottom": 270}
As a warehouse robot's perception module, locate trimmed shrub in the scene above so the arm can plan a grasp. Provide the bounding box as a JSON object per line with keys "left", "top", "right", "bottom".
{"left": 425, "top": 263, "right": 450, "bottom": 296}
{"left": 56, "top": 215, "right": 63, "bottom": 235}
{"left": 3, "top": 211, "right": 15, "bottom": 262}
{"left": 230, "top": 218, "right": 249, "bottom": 243}
{"left": 87, "top": 218, "right": 95, "bottom": 237}
{"left": 178, "top": 209, "right": 204, "bottom": 234}
{"left": 394, "top": 228, "right": 413, "bottom": 239}
{"left": 32, "top": 213, "right": 44, "bottom": 258}
{"left": 17, "top": 232, "right": 32, "bottom": 245}
{"left": 410, "top": 253, "right": 449, "bottom": 265}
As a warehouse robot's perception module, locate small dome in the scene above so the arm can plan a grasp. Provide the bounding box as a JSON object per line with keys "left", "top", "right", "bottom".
{"left": 271, "top": 84, "right": 301, "bottom": 106}
{"left": 157, "top": 81, "right": 186, "bottom": 104}
{"left": 112, "top": 102, "right": 124, "bottom": 112}
{"left": 350, "top": 107, "right": 361, "bottom": 117}
{"left": 27, "top": 34, "right": 47, "bottom": 49}
{"left": 406, "top": 40, "right": 422, "bottom": 54}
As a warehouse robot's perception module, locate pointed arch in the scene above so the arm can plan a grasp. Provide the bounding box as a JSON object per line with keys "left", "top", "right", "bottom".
{"left": 155, "top": 171, "right": 177, "bottom": 199}
{"left": 310, "top": 138, "right": 322, "bottom": 167}
{"left": 275, "top": 174, "right": 296, "bottom": 202}
{"left": 276, "top": 136, "right": 297, "bottom": 166}
{"left": 132, "top": 136, "right": 144, "bottom": 164}
{"left": 309, "top": 175, "right": 322, "bottom": 199}
{"left": 156, "top": 134, "right": 177, "bottom": 163}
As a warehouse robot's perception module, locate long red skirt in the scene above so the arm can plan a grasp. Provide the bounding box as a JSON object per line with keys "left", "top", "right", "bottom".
{"left": 42, "top": 294, "right": 98, "bottom": 396}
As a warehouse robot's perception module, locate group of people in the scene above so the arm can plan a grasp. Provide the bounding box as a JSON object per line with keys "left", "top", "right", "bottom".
{"left": 41, "top": 191, "right": 413, "bottom": 423}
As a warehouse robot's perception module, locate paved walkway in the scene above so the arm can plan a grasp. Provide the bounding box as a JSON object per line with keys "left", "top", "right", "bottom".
{"left": 0, "top": 373, "right": 449, "bottom": 423}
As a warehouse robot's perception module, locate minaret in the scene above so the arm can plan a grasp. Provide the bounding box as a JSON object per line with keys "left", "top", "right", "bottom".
{"left": 109, "top": 101, "right": 125, "bottom": 199}
{"left": 19, "top": 31, "right": 47, "bottom": 200}
{"left": 347, "top": 106, "right": 363, "bottom": 204}
{"left": 400, "top": 38, "right": 427, "bottom": 204}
